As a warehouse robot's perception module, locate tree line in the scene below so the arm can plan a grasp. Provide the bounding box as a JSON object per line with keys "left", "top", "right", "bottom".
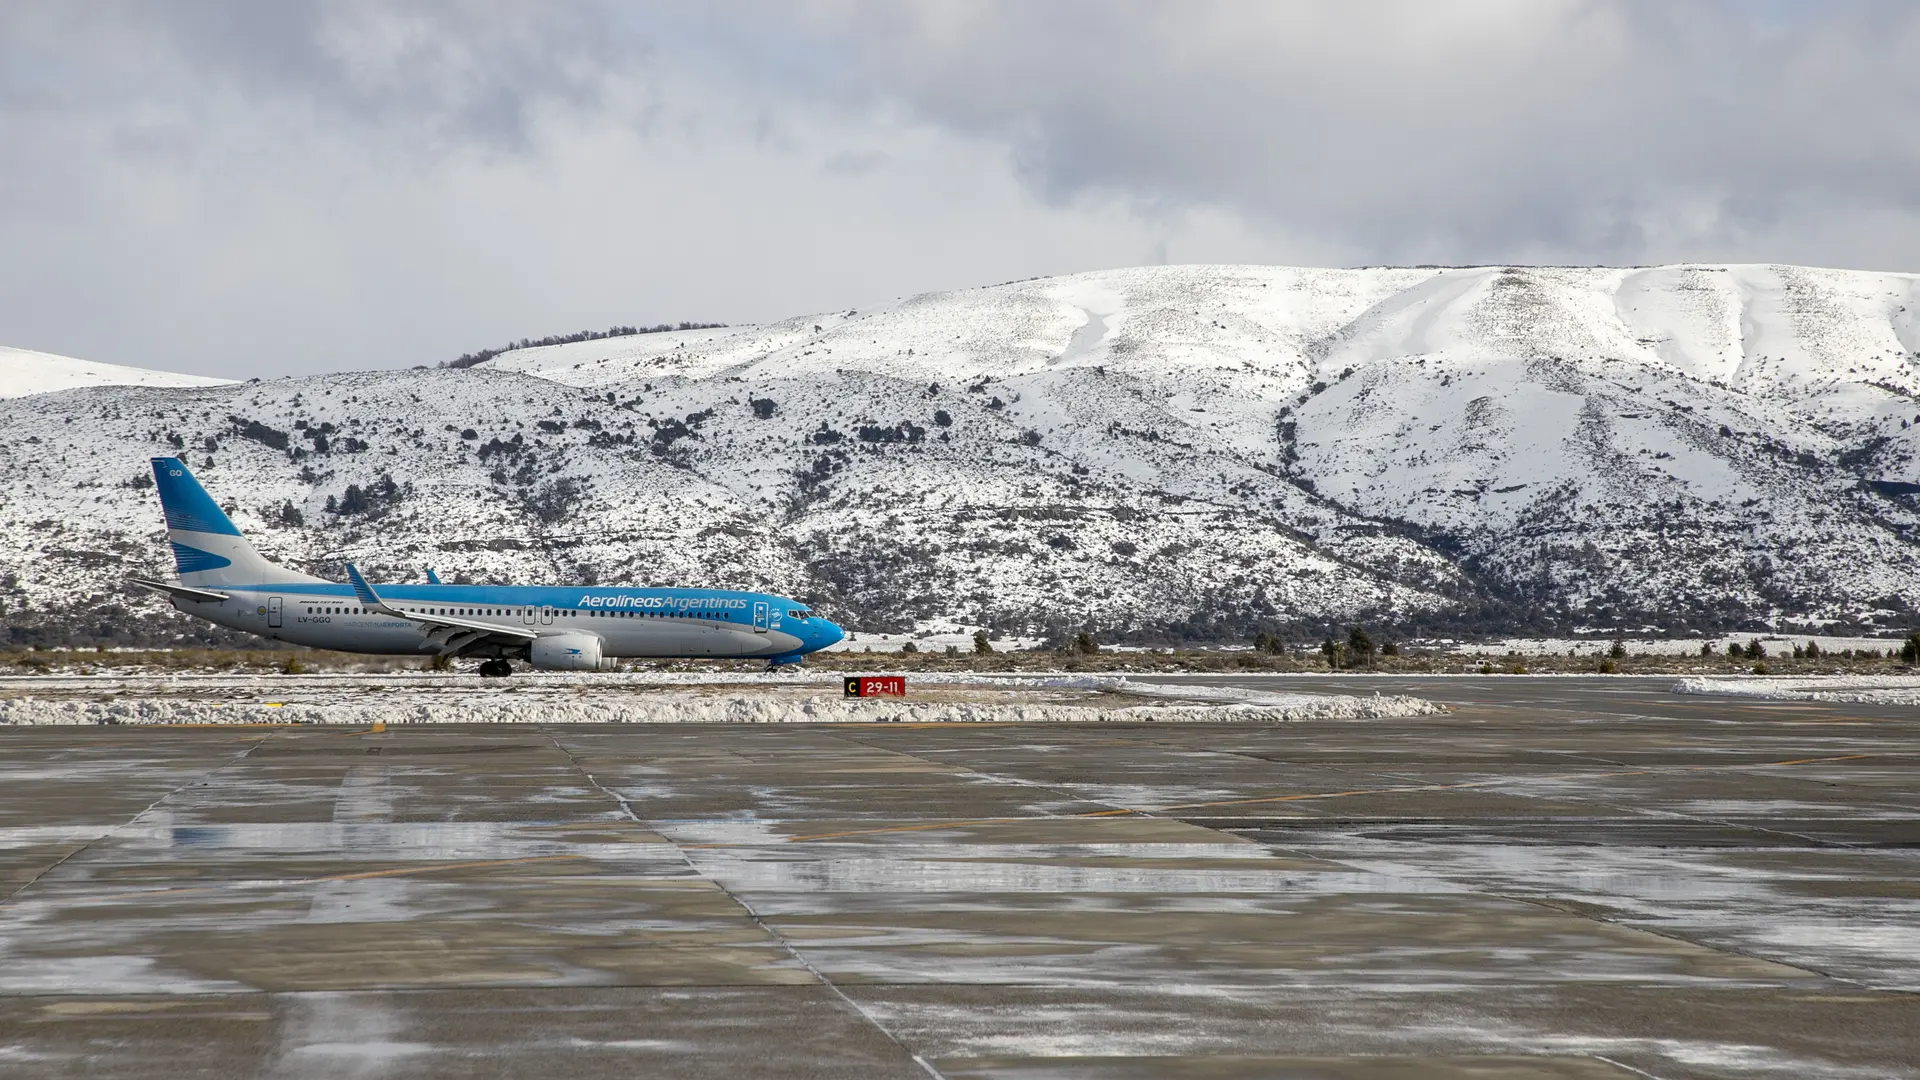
{"left": 444, "top": 322, "right": 728, "bottom": 369}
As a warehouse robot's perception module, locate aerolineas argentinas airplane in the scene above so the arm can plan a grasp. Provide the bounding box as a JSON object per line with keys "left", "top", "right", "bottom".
{"left": 128, "top": 457, "right": 843, "bottom": 674}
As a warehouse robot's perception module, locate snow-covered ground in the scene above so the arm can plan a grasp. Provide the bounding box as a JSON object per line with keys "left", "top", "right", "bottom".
{"left": 827, "top": 621, "right": 1045, "bottom": 653}
{"left": 0, "top": 345, "right": 232, "bottom": 398}
{"left": 1672, "top": 675, "right": 1920, "bottom": 705}
{"left": 1433, "top": 635, "right": 1911, "bottom": 657}
{"left": 0, "top": 671, "right": 1443, "bottom": 725}
{"left": 4, "top": 262, "right": 1920, "bottom": 638}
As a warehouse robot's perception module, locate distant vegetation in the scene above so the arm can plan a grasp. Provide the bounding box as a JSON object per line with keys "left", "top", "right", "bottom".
{"left": 443, "top": 323, "right": 728, "bottom": 369}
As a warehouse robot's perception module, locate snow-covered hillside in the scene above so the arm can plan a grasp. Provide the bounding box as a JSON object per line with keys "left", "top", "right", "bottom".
{"left": 4, "top": 263, "right": 1919, "bottom": 645}
{"left": 0, "top": 346, "right": 233, "bottom": 398}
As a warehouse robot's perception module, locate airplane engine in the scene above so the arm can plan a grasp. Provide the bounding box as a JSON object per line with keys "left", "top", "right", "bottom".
{"left": 529, "top": 632, "right": 613, "bottom": 671}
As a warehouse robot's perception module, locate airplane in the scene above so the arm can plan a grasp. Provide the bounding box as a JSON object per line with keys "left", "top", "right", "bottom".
{"left": 128, "top": 456, "right": 844, "bottom": 674}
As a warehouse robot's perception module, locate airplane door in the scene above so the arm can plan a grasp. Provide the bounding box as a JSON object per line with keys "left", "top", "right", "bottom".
{"left": 522, "top": 605, "right": 536, "bottom": 626}
{"left": 267, "top": 596, "right": 282, "bottom": 628}
{"left": 752, "top": 602, "right": 770, "bottom": 634}
{"left": 540, "top": 606, "right": 554, "bottom": 625}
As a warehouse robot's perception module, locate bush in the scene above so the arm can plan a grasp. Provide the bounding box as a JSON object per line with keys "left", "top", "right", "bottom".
{"left": 1746, "top": 639, "right": 1767, "bottom": 660}
{"left": 1347, "top": 626, "right": 1375, "bottom": 667}
{"left": 1598, "top": 659, "right": 1617, "bottom": 674}
{"left": 974, "top": 629, "right": 993, "bottom": 655}
{"left": 750, "top": 398, "right": 777, "bottom": 419}
{"left": 1608, "top": 639, "right": 1626, "bottom": 659}
{"left": 1901, "top": 634, "right": 1920, "bottom": 665}
{"left": 1074, "top": 630, "right": 1098, "bottom": 655}
{"left": 523, "top": 477, "right": 585, "bottom": 524}
{"left": 1321, "top": 639, "right": 1343, "bottom": 669}
{"left": 228, "top": 416, "right": 290, "bottom": 451}
{"left": 327, "top": 473, "right": 408, "bottom": 517}
{"left": 901, "top": 640, "right": 919, "bottom": 654}
{"left": 280, "top": 653, "right": 305, "bottom": 675}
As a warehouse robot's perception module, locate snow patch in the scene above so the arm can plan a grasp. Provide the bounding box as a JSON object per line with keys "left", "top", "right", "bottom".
{"left": 1672, "top": 675, "right": 1920, "bottom": 705}
{"left": 0, "top": 345, "right": 233, "bottom": 398}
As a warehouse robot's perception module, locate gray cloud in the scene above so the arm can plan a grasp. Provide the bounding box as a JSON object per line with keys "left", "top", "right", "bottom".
{"left": 723, "top": 1, "right": 1920, "bottom": 264}
{"left": 1, "top": 1, "right": 1915, "bottom": 379}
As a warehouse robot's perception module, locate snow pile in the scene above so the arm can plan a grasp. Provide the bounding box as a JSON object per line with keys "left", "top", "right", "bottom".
{"left": 0, "top": 345, "right": 232, "bottom": 398}
{"left": 0, "top": 690, "right": 1444, "bottom": 726}
{"left": 1672, "top": 675, "right": 1920, "bottom": 705}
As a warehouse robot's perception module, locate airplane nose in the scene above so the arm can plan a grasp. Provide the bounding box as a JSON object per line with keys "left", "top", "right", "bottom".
{"left": 815, "top": 619, "right": 845, "bottom": 650}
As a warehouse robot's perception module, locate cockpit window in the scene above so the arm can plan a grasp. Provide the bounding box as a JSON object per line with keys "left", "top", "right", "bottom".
{"left": 787, "top": 609, "right": 807, "bottom": 619}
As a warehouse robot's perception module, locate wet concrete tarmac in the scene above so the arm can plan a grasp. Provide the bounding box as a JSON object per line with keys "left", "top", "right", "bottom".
{"left": 1, "top": 676, "right": 1916, "bottom": 1077}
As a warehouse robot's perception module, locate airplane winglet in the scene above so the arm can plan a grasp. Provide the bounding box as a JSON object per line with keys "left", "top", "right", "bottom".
{"left": 344, "top": 564, "right": 399, "bottom": 615}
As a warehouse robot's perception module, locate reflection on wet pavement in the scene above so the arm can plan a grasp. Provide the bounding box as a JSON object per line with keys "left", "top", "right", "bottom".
{"left": 2, "top": 678, "right": 1919, "bottom": 1077}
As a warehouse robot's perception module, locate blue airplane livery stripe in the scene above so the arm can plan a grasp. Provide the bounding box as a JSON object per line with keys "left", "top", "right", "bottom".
{"left": 170, "top": 542, "right": 233, "bottom": 574}
{"left": 211, "top": 582, "right": 808, "bottom": 612}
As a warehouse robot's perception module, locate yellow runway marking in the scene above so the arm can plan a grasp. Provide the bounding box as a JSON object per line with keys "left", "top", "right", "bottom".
{"left": 684, "top": 752, "right": 1878, "bottom": 848}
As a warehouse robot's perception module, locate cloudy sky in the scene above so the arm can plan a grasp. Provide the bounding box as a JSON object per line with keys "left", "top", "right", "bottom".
{"left": 4, "top": 1, "right": 1917, "bottom": 378}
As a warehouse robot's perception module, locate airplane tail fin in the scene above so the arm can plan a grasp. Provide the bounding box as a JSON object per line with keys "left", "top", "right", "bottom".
{"left": 150, "top": 457, "right": 321, "bottom": 587}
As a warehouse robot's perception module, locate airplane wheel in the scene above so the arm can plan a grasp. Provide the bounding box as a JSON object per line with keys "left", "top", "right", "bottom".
{"left": 479, "top": 659, "right": 512, "bottom": 678}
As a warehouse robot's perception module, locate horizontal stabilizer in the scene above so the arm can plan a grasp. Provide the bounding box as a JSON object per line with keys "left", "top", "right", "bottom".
{"left": 129, "top": 577, "right": 229, "bottom": 603}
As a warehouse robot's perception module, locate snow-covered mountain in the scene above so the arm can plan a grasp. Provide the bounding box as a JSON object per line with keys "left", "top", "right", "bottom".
{"left": 0, "top": 346, "right": 234, "bottom": 398}
{"left": 4, "top": 263, "right": 1919, "bottom": 645}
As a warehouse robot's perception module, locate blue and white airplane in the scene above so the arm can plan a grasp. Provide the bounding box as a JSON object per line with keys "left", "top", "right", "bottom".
{"left": 129, "top": 457, "right": 843, "bottom": 674}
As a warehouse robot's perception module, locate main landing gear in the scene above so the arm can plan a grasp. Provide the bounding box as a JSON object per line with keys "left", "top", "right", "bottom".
{"left": 478, "top": 659, "right": 514, "bottom": 678}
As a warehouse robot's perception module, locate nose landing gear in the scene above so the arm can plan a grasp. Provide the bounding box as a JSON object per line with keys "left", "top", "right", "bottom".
{"left": 478, "top": 659, "right": 513, "bottom": 678}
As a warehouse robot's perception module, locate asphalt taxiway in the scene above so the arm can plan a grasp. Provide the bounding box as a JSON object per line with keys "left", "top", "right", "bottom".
{"left": 1, "top": 676, "right": 1916, "bottom": 1077}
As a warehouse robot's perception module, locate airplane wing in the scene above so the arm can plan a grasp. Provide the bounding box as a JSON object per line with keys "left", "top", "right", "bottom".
{"left": 346, "top": 563, "right": 538, "bottom": 655}
{"left": 129, "top": 577, "right": 229, "bottom": 603}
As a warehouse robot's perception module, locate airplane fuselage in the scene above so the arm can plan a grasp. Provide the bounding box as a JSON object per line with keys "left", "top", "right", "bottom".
{"left": 180, "top": 583, "right": 834, "bottom": 661}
